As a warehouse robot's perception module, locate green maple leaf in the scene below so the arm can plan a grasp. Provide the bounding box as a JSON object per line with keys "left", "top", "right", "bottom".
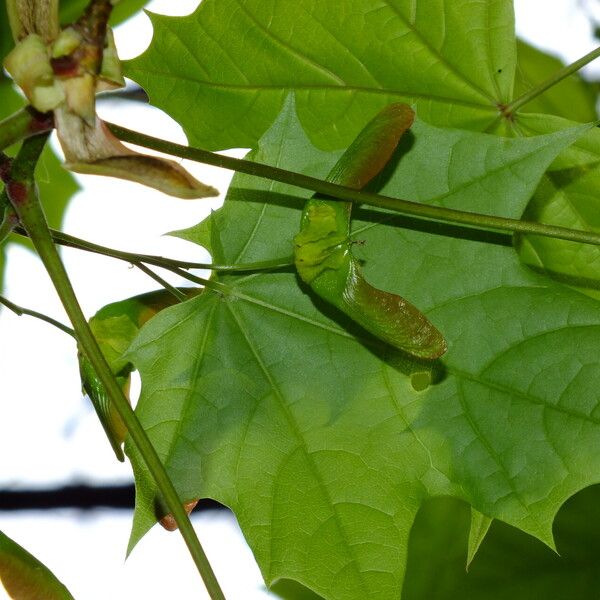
{"left": 125, "top": 0, "right": 517, "bottom": 150}
{"left": 125, "top": 0, "right": 600, "bottom": 311}
{"left": 124, "top": 99, "right": 597, "bottom": 599}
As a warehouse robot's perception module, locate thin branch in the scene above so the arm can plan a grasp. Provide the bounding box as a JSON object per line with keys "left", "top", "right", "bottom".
{"left": 0, "top": 294, "right": 75, "bottom": 337}
{"left": 14, "top": 226, "right": 294, "bottom": 272}
{"left": 0, "top": 483, "right": 224, "bottom": 511}
{"left": 107, "top": 122, "right": 600, "bottom": 249}
{"left": 505, "top": 45, "right": 600, "bottom": 114}
{"left": 134, "top": 262, "right": 188, "bottom": 302}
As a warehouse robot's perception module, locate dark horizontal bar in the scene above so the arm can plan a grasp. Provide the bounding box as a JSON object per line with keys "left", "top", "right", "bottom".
{"left": 0, "top": 484, "right": 224, "bottom": 512}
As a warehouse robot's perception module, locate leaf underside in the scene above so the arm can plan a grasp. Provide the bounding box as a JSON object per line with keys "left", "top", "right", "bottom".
{"left": 125, "top": 98, "right": 600, "bottom": 599}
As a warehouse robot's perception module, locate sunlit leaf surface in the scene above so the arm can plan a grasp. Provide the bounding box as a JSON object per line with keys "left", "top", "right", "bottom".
{"left": 125, "top": 100, "right": 597, "bottom": 599}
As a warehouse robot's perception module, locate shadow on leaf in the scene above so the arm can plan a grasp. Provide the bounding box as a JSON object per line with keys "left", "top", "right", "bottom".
{"left": 402, "top": 485, "right": 600, "bottom": 599}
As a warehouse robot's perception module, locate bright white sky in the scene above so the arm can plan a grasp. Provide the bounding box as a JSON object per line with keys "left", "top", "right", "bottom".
{"left": 0, "top": 0, "right": 598, "bottom": 598}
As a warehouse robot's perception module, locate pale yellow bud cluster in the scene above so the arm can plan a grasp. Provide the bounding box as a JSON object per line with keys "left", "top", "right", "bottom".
{"left": 2, "top": 0, "right": 218, "bottom": 200}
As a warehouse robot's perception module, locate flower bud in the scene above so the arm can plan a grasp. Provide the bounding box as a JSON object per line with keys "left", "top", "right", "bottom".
{"left": 51, "top": 27, "right": 82, "bottom": 58}
{"left": 3, "top": 34, "right": 65, "bottom": 112}
{"left": 61, "top": 73, "right": 97, "bottom": 124}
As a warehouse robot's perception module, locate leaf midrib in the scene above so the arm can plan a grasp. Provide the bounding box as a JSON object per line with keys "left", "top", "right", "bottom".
{"left": 226, "top": 300, "right": 374, "bottom": 594}
{"left": 125, "top": 65, "right": 498, "bottom": 112}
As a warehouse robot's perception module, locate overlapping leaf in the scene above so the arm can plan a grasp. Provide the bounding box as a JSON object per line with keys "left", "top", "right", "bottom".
{"left": 125, "top": 100, "right": 599, "bottom": 599}
{"left": 125, "top": 0, "right": 600, "bottom": 298}
{"left": 514, "top": 40, "right": 597, "bottom": 122}
{"left": 509, "top": 37, "right": 600, "bottom": 299}
{"left": 514, "top": 115, "right": 600, "bottom": 299}
{"left": 0, "top": 530, "right": 74, "bottom": 599}
{"left": 125, "top": 0, "right": 516, "bottom": 150}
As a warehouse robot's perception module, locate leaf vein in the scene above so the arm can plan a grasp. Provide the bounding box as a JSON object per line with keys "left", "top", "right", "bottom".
{"left": 125, "top": 67, "right": 496, "bottom": 110}
{"left": 455, "top": 379, "right": 542, "bottom": 522}
{"left": 232, "top": 0, "right": 346, "bottom": 86}
{"left": 382, "top": 0, "right": 496, "bottom": 102}
{"left": 226, "top": 301, "right": 371, "bottom": 594}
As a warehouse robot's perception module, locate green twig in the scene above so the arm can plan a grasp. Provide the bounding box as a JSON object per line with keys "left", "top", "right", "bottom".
{"left": 14, "top": 226, "right": 294, "bottom": 272}
{"left": 0, "top": 294, "right": 75, "bottom": 337}
{"left": 107, "top": 123, "right": 600, "bottom": 249}
{"left": 3, "top": 134, "right": 226, "bottom": 600}
{"left": 146, "top": 263, "right": 229, "bottom": 295}
{"left": 0, "top": 107, "right": 54, "bottom": 152}
{"left": 133, "top": 262, "right": 188, "bottom": 302}
{"left": 505, "top": 45, "right": 600, "bottom": 115}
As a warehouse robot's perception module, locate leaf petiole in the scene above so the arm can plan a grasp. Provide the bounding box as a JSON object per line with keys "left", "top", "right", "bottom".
{"left": 133, "top": 262, "right": 188, "bottom": 302}
{"left": 107, "top": 123, "right": 600, "bottom": 249}
{"left": 15, "top": 226, "right": 294, "bottom": 273}
{"left": 0, "top": 293, "right": 76, "bottom": 337}
{"left": 504, "top": 45, "right": 600, "bottom": 115}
